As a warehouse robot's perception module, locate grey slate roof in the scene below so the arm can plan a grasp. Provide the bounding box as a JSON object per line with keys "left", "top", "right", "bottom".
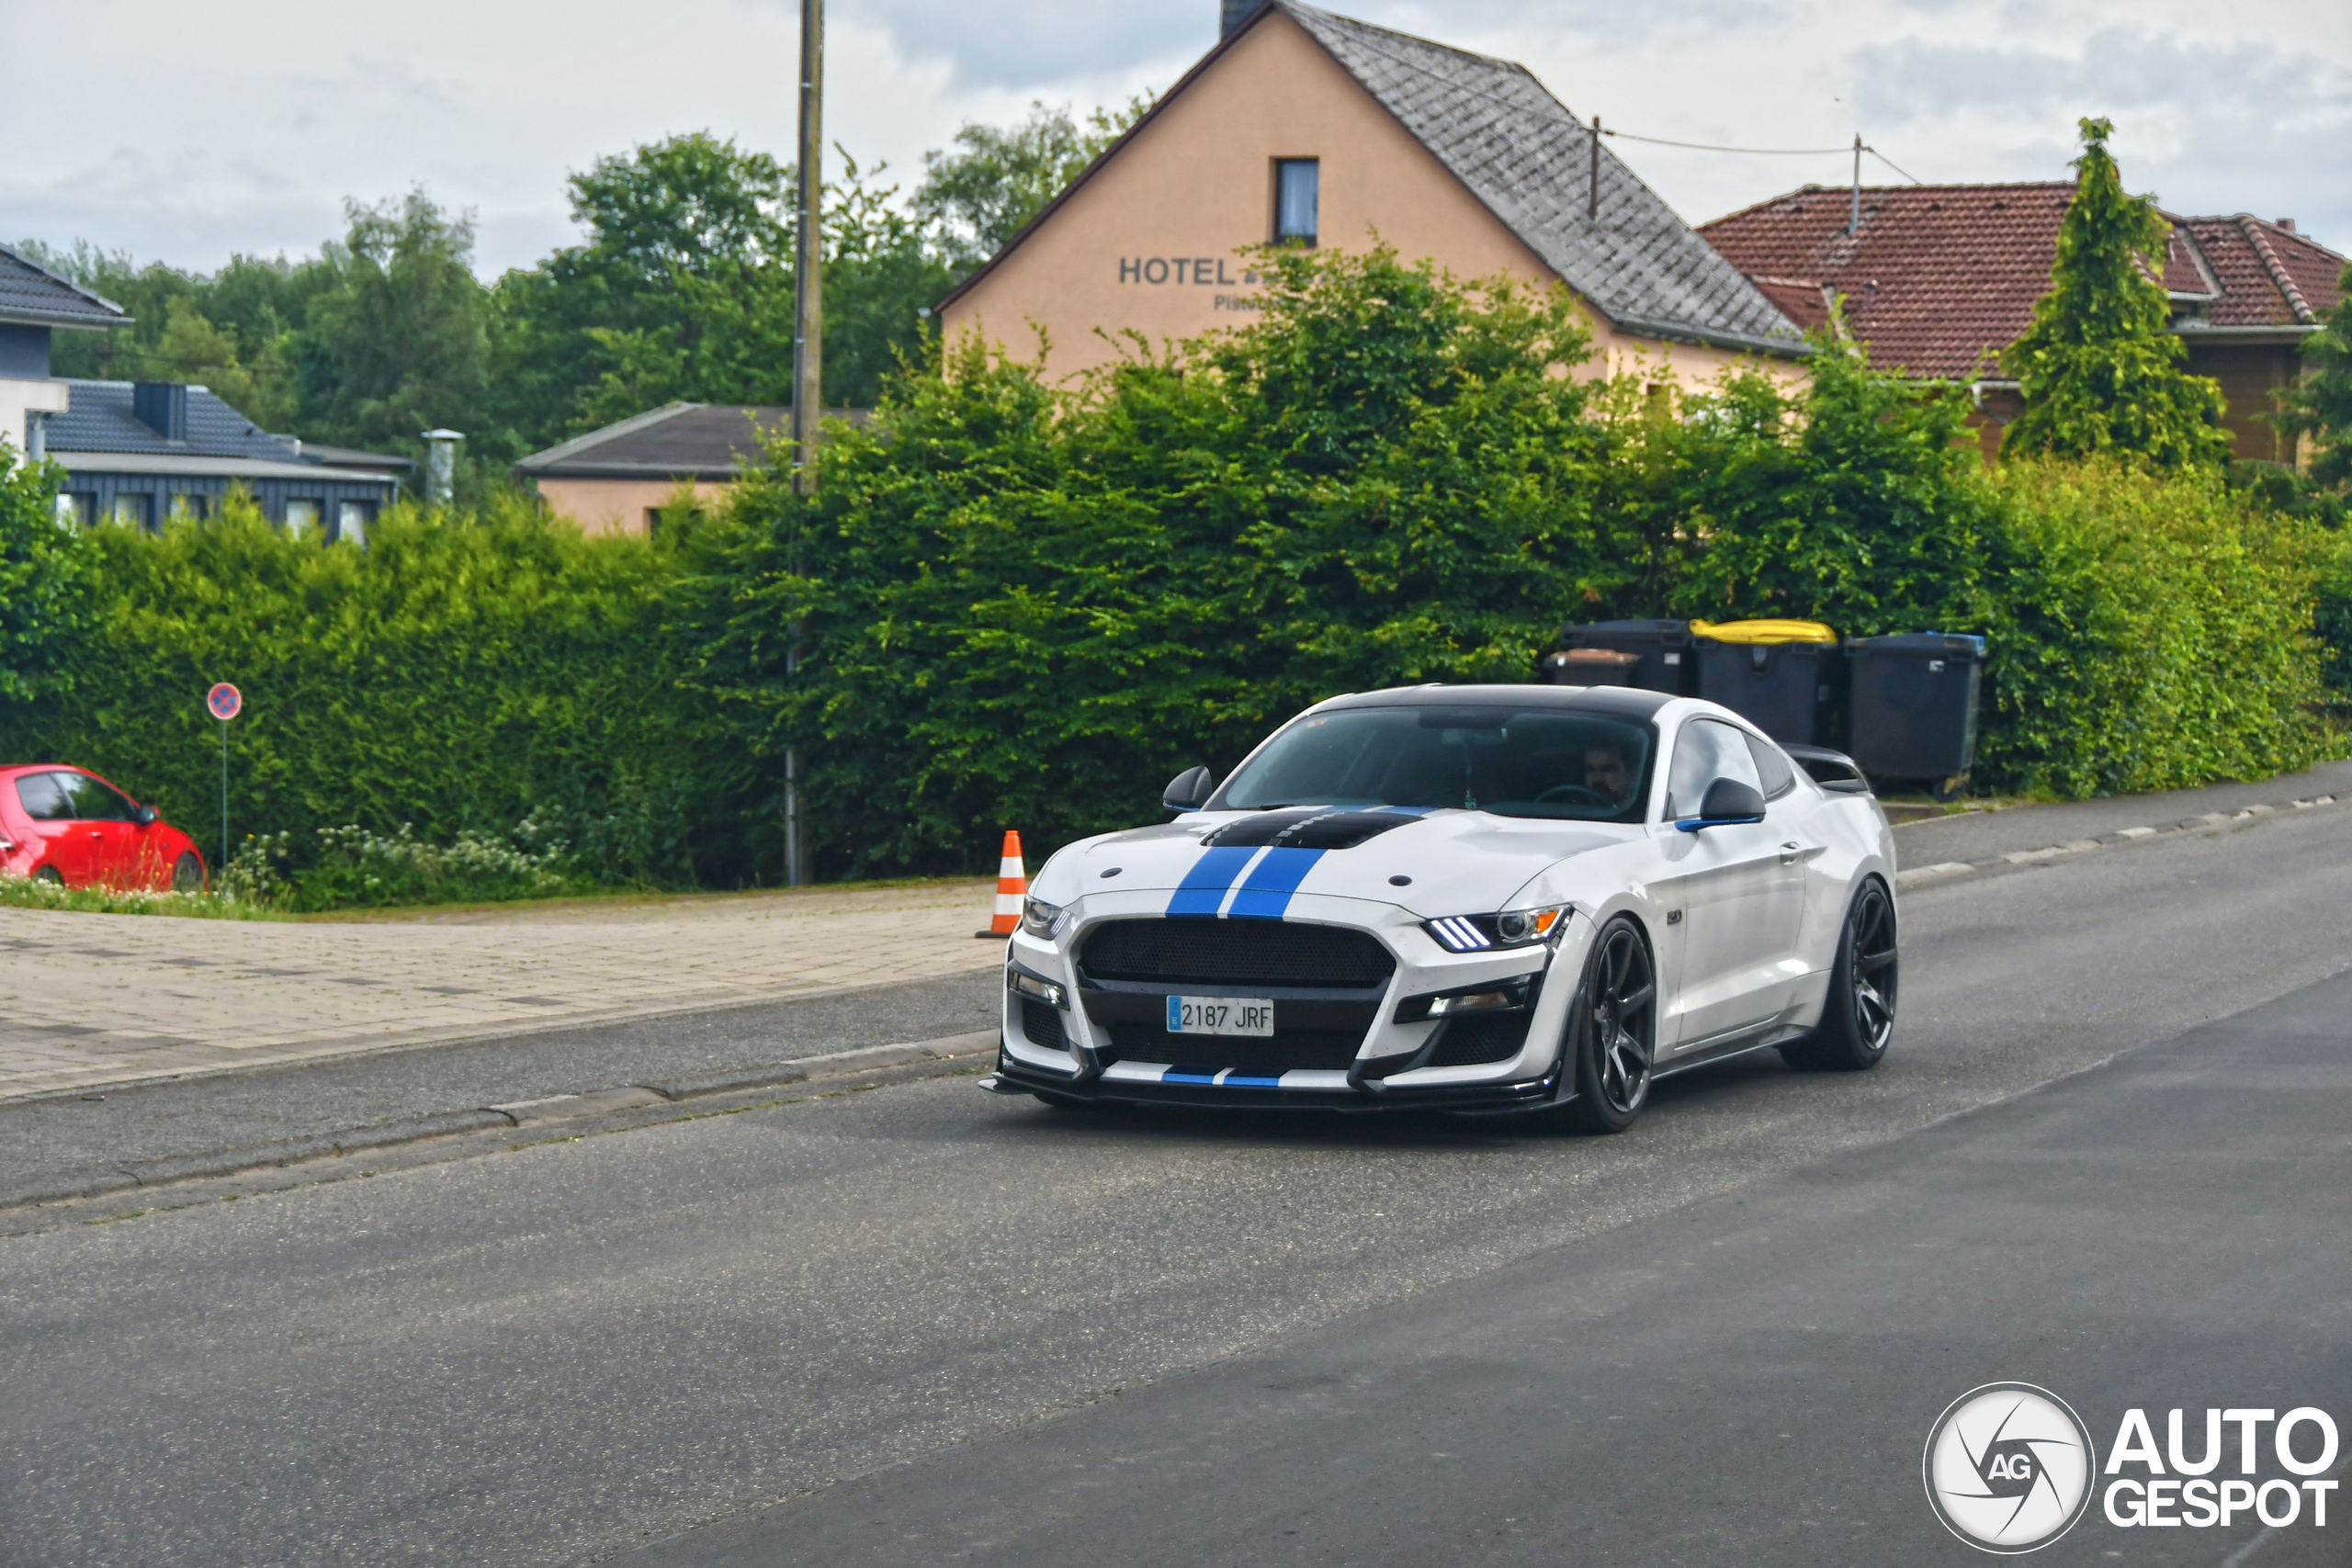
{"left": 1277, "top": 4, "right": 1801, "bottom": 355}
{"left": 50, "top": 380, "right": 299, "bottom": 459}
{"left": 938, "top": 2, "right": 1804, "bottom": 356}
{"left": 0, "top": 243, "right": 130, "bottom": 331}
{"left": 517, "top": 402, "right": 867, "bottom": 479}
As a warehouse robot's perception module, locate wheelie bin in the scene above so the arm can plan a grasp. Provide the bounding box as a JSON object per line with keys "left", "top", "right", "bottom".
{"left": 1541, "top": 619, "right": 1696, "bottom": 695}
{"left": 1690, "top": 619, "right": 1840, "bottom": 745}
{"left": 1844, "top": 632, "right": 1984, "bottom": 784}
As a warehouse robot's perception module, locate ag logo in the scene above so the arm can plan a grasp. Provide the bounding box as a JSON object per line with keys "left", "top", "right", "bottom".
{"left": 1924, "top": 1382, "right": 2098, "bottom": 1552}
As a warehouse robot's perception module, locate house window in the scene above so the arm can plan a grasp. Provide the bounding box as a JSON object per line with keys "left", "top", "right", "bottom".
{"left": 53, "top": 492, "right": 92, "bottom": 530}
{"left": 168, "top": 493, "right": 208, "bottom": 522}
{"left": 1273, "top": 159, "right": 1319, "bottom": 245}
{"left": 110, "top": 492, "right": 153, "bottom": 530}
{"left": 284, "top": 499, "right": 321, "bottom": 538}
{"left": 336, "top": 499, "right": 375, "bottom": 547}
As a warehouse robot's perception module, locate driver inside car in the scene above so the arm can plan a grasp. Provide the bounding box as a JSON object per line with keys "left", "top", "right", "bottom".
{"left": 1582, "top": 741, "right": 1633, "bottom": 810}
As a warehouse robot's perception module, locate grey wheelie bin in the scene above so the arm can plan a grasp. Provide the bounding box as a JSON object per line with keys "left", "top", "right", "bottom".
{"left": 1540, "top": 619, "right": 1696, "bottom": 694}
{"left": 1844, "top": 633, "right": 1984, "bottom": 784}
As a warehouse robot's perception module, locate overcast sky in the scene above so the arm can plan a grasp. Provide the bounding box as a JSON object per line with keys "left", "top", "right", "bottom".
{"left": 3, "top": 0, "right": 2345, "bottom": 278}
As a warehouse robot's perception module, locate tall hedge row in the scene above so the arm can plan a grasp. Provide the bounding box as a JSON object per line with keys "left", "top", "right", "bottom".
{"left": 0, "top": 487, "right": 746, "bottom": 883}
{"left": 2, "top": 246, "right": 2343, "bottom": 886}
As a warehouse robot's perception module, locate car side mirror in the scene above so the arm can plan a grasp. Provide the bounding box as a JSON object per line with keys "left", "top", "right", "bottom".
{"left": 1162, "top": 765, "right": 1217, "bottom": 813}
{"left": 134, "top": 805, "right": 160, "bottom": 826}
{"left": 1678, "top": 778, "right": 1767, "bottom": 831}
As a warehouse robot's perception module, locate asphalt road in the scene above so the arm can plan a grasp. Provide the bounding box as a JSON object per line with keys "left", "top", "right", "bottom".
{"left": 2, "top": 800, "right": 2348, "bottom": 1567}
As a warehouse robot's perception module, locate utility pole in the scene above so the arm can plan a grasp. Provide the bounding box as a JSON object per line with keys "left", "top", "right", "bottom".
{"left": 785, "top": 0, "right": 822, "bottom": 888}
{"left": 1850, "top": 134, "right": 1862, "bottom": 235}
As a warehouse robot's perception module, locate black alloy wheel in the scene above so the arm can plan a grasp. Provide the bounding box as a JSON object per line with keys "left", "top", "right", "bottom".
{"left": 1562, "top": 916, "right": 1657, "bottom": 1133}
{"left": 172, "top": 852, "right": 205, "bottom": 894}
{"left": 1781, "top": 878, "right": 1897, "bottom": 1071}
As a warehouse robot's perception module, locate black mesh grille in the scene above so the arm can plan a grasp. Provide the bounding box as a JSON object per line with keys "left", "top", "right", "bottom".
{"left": 1425, "top": 1012, "right": 1536, "bottom": 1067}
{"left": 1081, "top": 919, "right": 1395, "bottom": 988}
{"left": 1020, "top": 998, "right": 1068, "bottom": 1052}
{"left": 1104, "top": 1022, "right": 1365, "bottom": 1074}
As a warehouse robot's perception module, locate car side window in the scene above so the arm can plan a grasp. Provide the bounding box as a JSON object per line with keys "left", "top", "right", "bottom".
{"left": 1664, "top": 718, "right": 1763, "bottom": 819}
{"left": 1745, "top": 732, "right": 1797, "bottom": 800}
{"left": 15, "top": 773, "right": 71, "bottom": 821}
{"left": 57, "top": 772, "right": 137, "bottom": 822}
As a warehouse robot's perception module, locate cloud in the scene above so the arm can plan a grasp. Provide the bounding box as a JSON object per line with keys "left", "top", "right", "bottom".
{"left": 803, "top": 0, "right": 1205, "bottom": 88}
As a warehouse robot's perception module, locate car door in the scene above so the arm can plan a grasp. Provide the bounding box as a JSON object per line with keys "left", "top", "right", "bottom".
{"left": 12, "top": 772, "right": 87, "bottom": 881}
{"left": 1653, "top": 717, "right": 1807, "bottom": 1050}
{"left": 54, "top": 771, "right": 142, "bottom": 887}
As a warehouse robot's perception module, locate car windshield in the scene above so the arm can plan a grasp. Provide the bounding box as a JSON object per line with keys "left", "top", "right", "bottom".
{"left": 1215, "top": 705, "right": 1656, "bottom": 822}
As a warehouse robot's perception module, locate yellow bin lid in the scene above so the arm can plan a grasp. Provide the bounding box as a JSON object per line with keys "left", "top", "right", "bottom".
{"left": 1690, "top": 617, "right": 1838, "bottom": 646}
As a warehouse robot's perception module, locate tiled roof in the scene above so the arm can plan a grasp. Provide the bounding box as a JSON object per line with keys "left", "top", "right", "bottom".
{"left": 938, "top": 1, "right": 1805, "bottom": 357}
{"left": 516, "top": 403, "right": 868, "bottom": 478}
{"left": 48, "top": 381, "right": 293, "bottom": 458}
{"left": 0, "top": 244, "right": 129, "bottom": 330}
{"left": 1278, "top": 5, "right": 1803, "bottom": 355}
{"left": 1699, "top": 184, "right": 2346, "bottom": 379}
{"left": 2173, "top": 216, "right": 2343, "bottom": 327}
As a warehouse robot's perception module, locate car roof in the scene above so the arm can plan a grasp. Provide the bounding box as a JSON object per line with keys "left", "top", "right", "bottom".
{"left": 1317, "top": 683, "right": 1677, "bottom": 719}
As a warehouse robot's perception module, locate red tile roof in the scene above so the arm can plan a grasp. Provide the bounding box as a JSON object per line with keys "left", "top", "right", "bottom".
{"left": 1699, "top": 184, "right": 2345, "bottom": 379}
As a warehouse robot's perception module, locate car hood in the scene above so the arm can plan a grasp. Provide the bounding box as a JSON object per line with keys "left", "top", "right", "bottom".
{"left": 1034, "top": 807, "right": 1638, "bottom": 919}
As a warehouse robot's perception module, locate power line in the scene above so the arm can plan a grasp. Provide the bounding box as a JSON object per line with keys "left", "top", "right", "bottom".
{"left": 1601, "top": 127, "right": 1925, "bottom": 186}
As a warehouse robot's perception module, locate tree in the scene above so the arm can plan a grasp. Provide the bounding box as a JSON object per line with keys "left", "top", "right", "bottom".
{"left": 2277, "top": 259, "right": 2352, "bottom": 489}
{"left": 487, "top": 133, "right": 797, "bottom": 453}
{"left": 913, "top": 96, "right": 1153, "bottom": 272}
{"left": 2001, "top": 118, "right": 2232, "bottom": 468}
{"left": 296, "top": 191, "right": 490, "bottom": 455}
{"left": 0, "top": 451, "right": 85, "bottom": 704}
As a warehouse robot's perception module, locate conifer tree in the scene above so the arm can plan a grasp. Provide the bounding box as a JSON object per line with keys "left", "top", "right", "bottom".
{"left": 2002, "top": 118, "right": 2232, "bottom": 468}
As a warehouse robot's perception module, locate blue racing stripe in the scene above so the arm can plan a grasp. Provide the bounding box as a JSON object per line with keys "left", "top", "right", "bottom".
{"left": 1227, "top": 847, "right": 1325, "bottom": 919}
{"left": 1166, "top": 845, "right": 1260, "bottom": 917}
{"left": 1163, "top": 1066, "right": 1219, "bottom": 1084}
{"left": 1221, "top": 1072, "right": 1284, "bottom": 1088}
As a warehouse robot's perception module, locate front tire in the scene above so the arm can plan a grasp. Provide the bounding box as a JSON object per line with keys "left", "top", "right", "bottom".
{"left": 33, "top": 865, "right": 63, "bottom": 886}
{"left": 1781, "top": 878, "right": 1897, "bottom": 1072}
{"left": 172, "top": 852, "right": 205, "bottom": 894}
{"left": 1560, "top": 916, "right": 1658, "bottom": 1134}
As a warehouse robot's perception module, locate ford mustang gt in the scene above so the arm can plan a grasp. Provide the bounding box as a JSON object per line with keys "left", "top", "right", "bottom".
{"left": 980, "top": 683, "right": 1898, "bottom": 1130}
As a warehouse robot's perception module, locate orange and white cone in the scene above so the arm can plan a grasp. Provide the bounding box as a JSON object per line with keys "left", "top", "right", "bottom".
{"left": 980, "top": 830, "right": 1025, "bottom": 937}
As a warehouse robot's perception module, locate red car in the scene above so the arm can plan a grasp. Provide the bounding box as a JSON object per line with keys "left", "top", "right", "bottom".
{"left": 0, "top": 764, "right": 209, "bottom": 892}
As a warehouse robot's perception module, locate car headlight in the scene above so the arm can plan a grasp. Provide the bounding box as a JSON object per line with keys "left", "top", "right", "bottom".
{"left": 1424, "top": 904, "right": 1570, "bottom": 953}
{"left": 1022, "top": 896, "right": 1069, "bottom": 939}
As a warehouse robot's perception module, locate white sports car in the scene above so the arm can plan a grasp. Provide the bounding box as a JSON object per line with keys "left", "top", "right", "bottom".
{"left": 980, "top": 683, "right": 1899, "bottom": 1130}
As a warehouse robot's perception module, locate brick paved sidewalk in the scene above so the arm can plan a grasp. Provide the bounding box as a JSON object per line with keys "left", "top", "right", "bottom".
{"left": 0, "top": 880, "right": 1003, "bottom": 1101}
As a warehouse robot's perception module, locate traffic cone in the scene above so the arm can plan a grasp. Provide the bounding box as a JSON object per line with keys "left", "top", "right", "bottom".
{"left": 978, "top": 829, "right": 1025, "bottom": 938}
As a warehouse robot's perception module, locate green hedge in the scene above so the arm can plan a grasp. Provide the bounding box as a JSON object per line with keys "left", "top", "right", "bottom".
{"left": 0, "top": 493, "right": 743, "bottom": 885}
{"left": 1976, "top": 459, "right": 2335, "bottom": 795}
{"left": 3, "top": 250, "right": 2342, "bottom": 891}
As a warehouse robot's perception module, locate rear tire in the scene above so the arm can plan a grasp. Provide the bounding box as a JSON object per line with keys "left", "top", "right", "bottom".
{"left": 1781, "top": 878, "right": 1896, "bottom": 1071}
{"left": 172, "top": 852, "right": 205, "bottom": 894}
{"left": 33, "top": 865, "right": 63, "bottom": 886}
{"left": 1560, "top": 916, "right": 1658, "bottom": 1134}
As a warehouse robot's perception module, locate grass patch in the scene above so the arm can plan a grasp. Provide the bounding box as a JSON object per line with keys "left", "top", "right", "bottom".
{"left": 0, "top": 874, "right": 290, "bottom": 920}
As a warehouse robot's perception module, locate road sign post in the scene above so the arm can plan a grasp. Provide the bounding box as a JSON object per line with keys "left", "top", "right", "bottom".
{"left": 207, "top": 683, "right": 242, "bottom": 881}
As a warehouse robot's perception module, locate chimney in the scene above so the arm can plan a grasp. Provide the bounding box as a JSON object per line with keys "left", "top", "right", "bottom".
{"left": 132, "top": 381, "right": 188, "bottom": 442}
{"left": 2277, "top": 219, "right": 2297, "bottom": 232}
{"left": 1221, "top": 0, "right": 1262, "bottom": 39}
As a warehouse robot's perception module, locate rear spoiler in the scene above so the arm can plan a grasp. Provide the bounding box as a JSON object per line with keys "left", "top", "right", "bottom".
{"left": 1783, "top": 743, "right": 1871, "bottom": 795}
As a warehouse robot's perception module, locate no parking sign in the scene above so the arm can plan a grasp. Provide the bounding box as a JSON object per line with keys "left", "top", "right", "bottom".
{"left": 206, "top": 683, "right": 241, "bottom": 880}
{"left": 207, "top": 682, "right": 242, "bottom": 722}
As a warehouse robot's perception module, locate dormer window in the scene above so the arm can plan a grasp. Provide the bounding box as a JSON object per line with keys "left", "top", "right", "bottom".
{"left": 1273, "top": 159, "right": 1319, "bottom": 245}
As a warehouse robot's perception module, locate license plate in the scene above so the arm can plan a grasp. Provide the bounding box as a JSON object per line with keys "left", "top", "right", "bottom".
{"left": 1166, "top": 996, "right": 1275, "bottom": 1036}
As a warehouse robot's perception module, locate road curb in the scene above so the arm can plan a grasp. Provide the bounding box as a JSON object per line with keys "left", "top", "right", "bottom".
{"left": 1894, "top": 794, "right": 2337, "bottom": 891}
{"left": 0, "top": 1029, "right": 1001, "bottom": 1214}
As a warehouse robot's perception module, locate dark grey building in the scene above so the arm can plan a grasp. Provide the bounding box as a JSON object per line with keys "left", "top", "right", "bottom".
{"left": 3, "top": 241, "right": 410, "bottom": 539}
{"left": 47, "top": 380, "right": 409, "bottom": 540}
